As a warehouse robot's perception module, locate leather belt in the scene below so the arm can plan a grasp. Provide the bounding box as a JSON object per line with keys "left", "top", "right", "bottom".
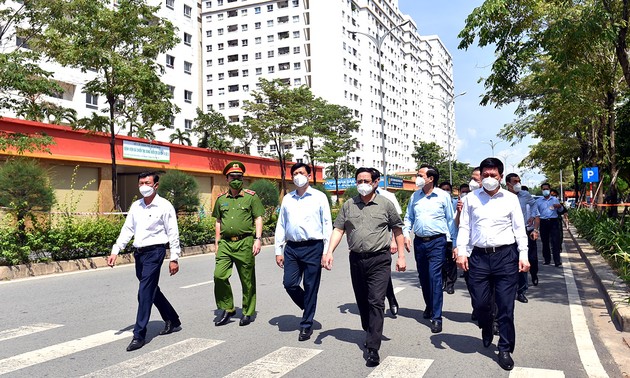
{"left": 350, "top": 248, "right": 388, "bottom": 258}
{"left": 472, "top": 243, "right": 515, "bottom": 254}
{"left": 136, "top": 243, "right": 168, "bottom": 252}
{"left": 227, "top": 234, "right": 252, "bottom": 242}
{"left": 416, "top": 233, "right": 445, "bottom": 242}
{"left": 286, "top": 239, "right": 323, "bottom": 247}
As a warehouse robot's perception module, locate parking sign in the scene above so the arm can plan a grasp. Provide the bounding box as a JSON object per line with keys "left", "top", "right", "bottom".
{"left": 582, "top": 167, "right": 599, "bottom": 183}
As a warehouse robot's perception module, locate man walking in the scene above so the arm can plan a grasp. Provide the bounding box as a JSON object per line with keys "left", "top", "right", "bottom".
{"left": 404, "top": 165, "right": 456, "bottom": 334}
{"left": 536, "top": 183, "right": 563, "bottom": 267}
{"left": 439, "top": 181, "right": 459, "bottom": 295}
{"left": 213, "top": 161, "right": 265, "bottom": 326}
{"left": 505, "top": 173, "right": 540, "bottom": 302}
{"left": 275, "top": 163, "right": 332, "bottom": 341}
{"left": 457, "top": 157, "right": 530, "bottom": 371}
{"left": 322, "top": 167, "right": 406, "bottom": 367}
{"left": 108, "top": 172, "right": 181, "bottom": 352}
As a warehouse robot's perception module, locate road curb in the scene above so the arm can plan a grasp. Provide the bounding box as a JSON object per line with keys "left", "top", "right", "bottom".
{"left": 568, "top": 225, "right": 630, "bottom": 332}
{"left": 0, "top": 237, "right": 275, "bottom": 281}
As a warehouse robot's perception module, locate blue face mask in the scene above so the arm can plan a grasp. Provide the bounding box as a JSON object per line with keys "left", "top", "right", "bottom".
{"left": 542, "top": 189, "right": 550, "bottom": 197}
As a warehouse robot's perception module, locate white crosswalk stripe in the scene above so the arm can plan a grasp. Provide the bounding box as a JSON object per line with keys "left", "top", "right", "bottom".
{"left": 81, "top": 338, "right": 224, "bottom": 378}
{"left": 510, "top": 367, "right": 565, "bottom": 377}
{"left": 0, "top": 330, "right": 132, "bottom": 375}
{"left": 0, "top": 323, "right": 63, "bottom": 342}
{"left": 367, "top": 356, "right": 433, "bottom": 377}
{"left": 393, "top": 286, "right": 405, "bottom": 294}
{"left": 180, "top": 280, "right": 214, "bottom": 289}
{"left": 223, "top": 346, "right": 322, "bottom": 378}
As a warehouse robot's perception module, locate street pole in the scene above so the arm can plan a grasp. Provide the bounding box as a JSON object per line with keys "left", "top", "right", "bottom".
{"left": 351, "top": 20, "right": 410, "bottom": 189}
{"left": 483, "top": 139, "right": 501, "bottom": 157}
{"left": 429, "top": 91, "right": 466, "bottom": 184}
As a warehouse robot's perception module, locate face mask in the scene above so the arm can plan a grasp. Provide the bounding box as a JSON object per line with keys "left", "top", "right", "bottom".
{"left": 229, "top": 179, "right": 243, "bottom": 191}
{"left": 293, "top": 174, "right": 308, "bottom": 188}
{"left": 139, "top": 185, "right": 155, "bottom": 198}
{"left": 460, "top": 192, "right": 468, "bottom": 198}
{"left": 542, "top": 189, "right": 550, "bottom": 197}
{"left": 357, "top": 183, "right": 374, "bottom": 196}
{"left": 512, "top": 183, "right": 522, "bottom": 193}
{"left": 415, "top": 176, "right": 426, "bottom": 188}
{"left": 468, "top": 179, "right": 480, "bottom": 191}
{"left": 482, "top": 177, "right": 500, "bottom": 191}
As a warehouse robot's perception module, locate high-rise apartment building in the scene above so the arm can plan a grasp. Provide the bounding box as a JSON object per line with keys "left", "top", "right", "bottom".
{"left": 3, "top": 0, "right": 457, "bottom": 177}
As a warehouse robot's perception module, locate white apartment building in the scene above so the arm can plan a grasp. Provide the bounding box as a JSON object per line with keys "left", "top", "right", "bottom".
{"left": 2, "top": 0, "right": 456, "bottom": 178}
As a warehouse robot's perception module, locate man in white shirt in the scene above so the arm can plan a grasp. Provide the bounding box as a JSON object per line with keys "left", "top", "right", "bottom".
{"left": 275, "top": 163, "right": 332, "bottom": 342}
{"left": 108, "top": 172, "right": 181, "bottom": 352}
{"left": 456, "top": 158, "right": 530, "bottom": 371}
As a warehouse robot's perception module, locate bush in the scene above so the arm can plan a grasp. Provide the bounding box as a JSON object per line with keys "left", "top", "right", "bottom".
{"left": 249, "top": 179, "right": 279, "bottom": 208}
{"left": 46, "top": 215, "right": 127, "bottom": 260}
{"left": 342, "top": 186, "right": 358, "bottom": 200}
{"left": 178, "top": 214, "right": 216, "bottom": 247}
{"left": 395, "top": 190, "right": 413, "bottom": 216}
{"left": 158, "top": 170, "right": 200, "bottom": 213}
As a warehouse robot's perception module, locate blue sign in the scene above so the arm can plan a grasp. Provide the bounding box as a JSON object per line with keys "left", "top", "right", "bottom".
{"left": 582, "top": 167, "right": 599, "bottom": 183}
{"left": 324, "top": 178, "right": 355, "bottom": 191}
{"left": 387, "top": 176, "right": 404, "bottom": 189}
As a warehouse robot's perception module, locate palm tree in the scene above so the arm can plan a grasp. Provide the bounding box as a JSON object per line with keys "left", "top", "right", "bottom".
{"left": 169, "top": 129, "right": 192, "bottom": 146}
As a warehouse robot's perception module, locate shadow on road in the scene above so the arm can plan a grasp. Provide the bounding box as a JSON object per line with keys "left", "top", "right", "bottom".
{"left": 267, "top": 314, "right": 322, "bottom": 332}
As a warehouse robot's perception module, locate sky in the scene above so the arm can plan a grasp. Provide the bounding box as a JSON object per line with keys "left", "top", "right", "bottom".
{"left": 398, "top": 0, "right": 544, "bottom": 187}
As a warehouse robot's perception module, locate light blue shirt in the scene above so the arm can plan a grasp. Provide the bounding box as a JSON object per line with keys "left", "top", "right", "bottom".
{"left": 403, "top": 187, "right": 456, "bottom": 242}
{"left": 516, "top": 190, "right": 539, "bottom": 220}
{"left": 536, "top": 196, "right": 562, "bottom": 219}
{"left": 274, "top": 186, "right": 332, "bottom": 255}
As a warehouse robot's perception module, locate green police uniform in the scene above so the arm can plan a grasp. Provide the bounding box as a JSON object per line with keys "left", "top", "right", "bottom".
{"left": 212, "top": 185, "right": 265, "bottom": 316}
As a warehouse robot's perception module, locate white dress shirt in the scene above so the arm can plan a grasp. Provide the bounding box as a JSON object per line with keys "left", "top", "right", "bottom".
{"left": 274, "top": 186, "right": 332, "bottom": 256}
{"left": 111, "top": 194, "right": 181, "bottom": 261}
{"left": 456, "top": 188, "right": 528, "bottom": 261}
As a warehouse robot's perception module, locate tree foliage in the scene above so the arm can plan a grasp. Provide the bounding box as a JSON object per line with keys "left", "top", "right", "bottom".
{"left": 0, "top": 131, "right": 54, "bottom": 155}
{"left": 193, "top": 108, "right": 241, "bottom": 151}
{"left": 248, "top": 179, "right": 280, "bottom": 208}
{"left": 157, "top": 170, "right": 200, "bottom": 214}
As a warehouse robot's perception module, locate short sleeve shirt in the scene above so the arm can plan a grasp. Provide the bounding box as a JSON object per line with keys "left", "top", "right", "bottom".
{"left": 333, "top": 194, "right": 403, "bottom": 253}
{"left": 212, "top": 190, "right": 265, "bottom": 237}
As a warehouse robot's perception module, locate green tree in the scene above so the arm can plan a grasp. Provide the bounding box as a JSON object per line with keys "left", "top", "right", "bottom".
{"left": 248, "top": 179, "right": 280, "bottom": 208}
{"left": 157, "top": 170, "right": 200, "bottom": 214}
{"left": 193, "top": 108, "right": 241, "bottom": 150}
{"left": 33, "top": 0, "right": 179, "bottom": 210}
{"left": 0, "top": 132, "right": 54, "bottom": 155}
{"left": 169, "top": 129, "right": 192, "bottom": 146}
{"left": 0, "top": 158, "right": 55, "bottom": 244}
{"left": 242, "top": 79, "right": 311, "bottom": 194}
{"left": 411, "top": 141, "right": 446, "bottom": 168}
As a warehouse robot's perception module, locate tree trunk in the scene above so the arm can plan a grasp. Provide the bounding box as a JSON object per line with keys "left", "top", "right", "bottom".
{"left": 309, "top": 136, "right": 317, "bottom": 185}
{"left": 108, "top": 96, "right": 120, "bottom": 211}
{"left": 606, "top": 90, "right": 618, "bottom": 217}
{"left": 334, "top": 162, "right": 339, "bottom": 204}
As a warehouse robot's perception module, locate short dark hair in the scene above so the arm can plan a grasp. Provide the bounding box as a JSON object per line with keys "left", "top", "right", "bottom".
{"left": 550, "top": 189, "right": 559, "bottom": 195}
{"left": 138, "top": 171, "right": 159, "bottom": 183}
{"left": 472, "top": 166, "right": 481, "bottom": 173}
{"left": 479, "top": 157, "right": 504, "bottom": 175}
{"left": 439, "top": 181, "right": 452, "bottom": 191}
{"left": 370, "top": 168, "right": 381, "bottom": 179}
{"left": 521, "top": 185, "right": 529, "bottom": 191}
{"left": 420, "top": 164, "right": 439, "bottom": 187}
{"left": 355, "top": 167, "right": 378, "bottom": 181}
{"left": 541, "top": 182, "right": 551, "bottom": 189}
{"left": 290, "top": 162, "right": 311, "bottom": 175}
{"left": 459, "top": 183, "right": 470, "bottom": 192}
{"left": 505, "top": 173, "right": 519, "bottom": 184}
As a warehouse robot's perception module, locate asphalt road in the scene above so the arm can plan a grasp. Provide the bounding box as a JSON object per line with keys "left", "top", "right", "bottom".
{"left": 0, "top": 237, "right": 626, "bottom": 377}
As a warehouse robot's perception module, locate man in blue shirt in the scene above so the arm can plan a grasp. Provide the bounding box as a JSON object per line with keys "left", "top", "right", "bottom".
{"left": 404, "top": 165, "right": 457, "bottom": 334}
{"left": 535, "top": 183, "right": 564, "bottom": 267}
{"left": 274, "top": 163, "right": 332, "bottom": 341}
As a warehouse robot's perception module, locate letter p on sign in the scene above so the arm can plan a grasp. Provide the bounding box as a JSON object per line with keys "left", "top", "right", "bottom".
{"left": 582, "top": 167, "right": 599, "bottom": 183}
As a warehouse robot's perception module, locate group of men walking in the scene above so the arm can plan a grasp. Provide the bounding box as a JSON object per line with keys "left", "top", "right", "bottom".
{"left": 106, "top": 158, "right": 567, "bottom": 372}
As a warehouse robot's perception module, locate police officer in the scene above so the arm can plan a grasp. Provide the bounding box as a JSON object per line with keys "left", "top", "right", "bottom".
{"left": 213, "top": 161, "right": 265, "bottom": 326}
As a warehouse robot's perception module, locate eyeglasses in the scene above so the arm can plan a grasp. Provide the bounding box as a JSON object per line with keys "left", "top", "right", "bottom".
{"left": 356, "top": 179, "right": 372, "bottom": 184}
{"left": 228, "top": 174, "right": 243, "bottom": 180}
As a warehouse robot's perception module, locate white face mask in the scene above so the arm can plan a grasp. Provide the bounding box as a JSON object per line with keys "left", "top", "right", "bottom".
{"left": 293, "top": 174, "right": 308, "bottom": 188}
{"left": 482, "top": 177, "right": 500, "bottom": 191}
{"left": 139, "top": 184, "right": 155, "bottom": 198}
{"left": 357, "top": 183, "right": 374, "bottom": 196}
{"left": 415, "top": 176, "right": 426, "bottom": 188}
{"left": 542, "top": 189, "right": 551, "bottom": 197}
{"left": 468, "top": 179, "right": 480, "bottom": 191}
{"left": 460, "top": 192, "right": 468, "bottom": 198}
{"left": 512, "top": 182, "right": 522, "bottom": 193}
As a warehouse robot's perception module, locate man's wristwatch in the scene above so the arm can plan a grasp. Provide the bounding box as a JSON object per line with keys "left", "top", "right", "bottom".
{"left": 533, "top": 229, "right": 539, "bottom": 233}
{"left": 255, "top": 236, "right": 261, "bottom": 241}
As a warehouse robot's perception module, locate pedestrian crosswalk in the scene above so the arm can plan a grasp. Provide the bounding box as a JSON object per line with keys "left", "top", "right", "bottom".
{"left": 0, "top": 323, "right": 571, "bottom": 377}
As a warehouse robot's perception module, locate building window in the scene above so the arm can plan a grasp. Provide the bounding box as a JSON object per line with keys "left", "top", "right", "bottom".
{"left": 219, "top": 103, "right": 225, "bottom": 110}
{"left": 267, "top": 50, "right": 274, "bottom": 58}
{"left": 184, "top": 61, "right": 192, "bottom": 74}
{"left": 294, "top": 78, "right": 301, "bottom": 86}
{"left": 294, "top": 62, "right": 301, "bottom": 70}
{"left": 228, "top": 24, "right": 238, "bottom": 32}
{"left": 255, "top": 22, "right": 261, "bottom": 29}
{"left": 257, "top": 145, "right": 264, "bottom": 153}
{"left": 229, "top": 115, "right": 239, "bottom": 123}
{"left": 242, "top": 54, "right": 248, "bottom": 61}
{"left": 217, "top": 0, "right": 223, "bottom": 5}
{"left": 166, "top": 54, "right": 175, "bottom": 68}
{"left": 170, "top": 116, "right": 175, "bottom": 127}
{"left": 206, "top": 45, "right": 212, "bottom": 52}
{"left": 242, "top": 39, "right": 248, "bottom": 46}
{"left": 206, "top": 59, "right": 212, "bottom": 66}
{"left": 228, "top": 53, "right": 238, "bottom": 62}
{"left": 293, "top": 31, "right": 300, "bottom": 38}
{"left": 228, "top": 69, "right": 238, "bottom": 77}
{"left": 85, "top": 93, "right": 98, "bottom": 109}
{"left": 256, "top": 67, "right": 262, "bottom": 75}
{"left": 268, "top": 66, "right": 274, "bottom": 73}
{"left": 255, "top": 52, "right": 261, "bottom": 59}
{"left": 293, "top": 46, "right": 300, "bottom": 54}
{"left": 184, "top": 90, "right": 192, "bottom": 103}
{"left": 207, "top": 104, "right": 213, "bottom": 111}
{"left": 242, "top": 69, "right": 249, "bottom": 77}
{"left": 255, "top": 6, "right": 261, "bottom": 14}
{"left": 168, "top": 85, "right": 175, "bottom": 95}
{"left": 206, "top": 15, "right": 212, "bottom": 22}
{"left": 218, "top": 43, "right": 224, "bottom": 50}
{"left": 229, "top": 100, "right": 239, "bottom": 108}
{"left": 218, "top": 58, "right": 224, "bottom": 65}
{"left": 293, "top": 15, "right": 299, "bottom": 23}
{"left": 255, "top": 37, "right": 261, "bottom": 44}
{"left": 267, "top": 35, "right": 274, "bottom": 42}
{"left": 270, "top": 144, "right": 277, "bottom": 151}
{"left": 241, "top": 9, "right": 247, "bottom": 15}
{"left": 218, "top": 87, "right": 225, "bottom": 95}
{"left": 206, "top": 89, "right": 213, "bottom": 96}
{"left": 218, "top": 73, "right": 225, "bottom": 80}
{"left": 205, "top": 1, "right": 211, "bottom": 8}
{"left": 184, "top": 119, "right": 193, "bottom": 129}
{"left": 267, "top": 4, "right": 273, "bottom": 11}
{"left": 228, "top": 84, "right": 239, "bottom": 92}
{"left": 183, "top": 4, "right": 192, "bottom": 17}
{"left": 278, "top": 1, "right": 288, "bottom": 8}
{"left": 206, "top": 74, "right": 213, "bottom": 81}
{"left": 292, "top": 0, "right": 299, "bottom": 6}
{"left": 183, "top": 33, "right": 192, "bottom": 45}
{"left": 206, "top": 30, "right": 212, "bottom": 37}
{"left": 166, "top": 0, "right": 175, "bottom": 9}
{"left": 278, "top": 31, "right": 289, "bottom": 40}
{"left": 228, "top": 9, "right": 237, "bottom": 17}
{"left": 228, "top": 39, "right": 238, "bottom": 47}
{"left": 267, "top": 20, "right": 273, "bottom": 27}
{"left": 218, "top": 13, "right": 224, "bottom": 20}
{"left": 278, "top": 16, "right": 288, "bottom": 24}
{"left": 218, "top": 28, "right": 224, "bottom": 35}
{"left": 241, "top": 24, "right": 248, "bottom": 31}
{"left": 279, "top": 62, "right": 289, "bottom": 71}
{"left": 278, "top": 47, "right": 289, "bottom": 55}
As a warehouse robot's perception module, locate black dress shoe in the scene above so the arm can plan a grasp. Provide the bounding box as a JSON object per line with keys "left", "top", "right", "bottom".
{"left": 555, "top": 263, "right": 562, "bottom": 267}
{"left": 492, "top": 322, "right": 500, "bottom": 336}
{"left": 126, "top": 338, "right": 145, "bottom": 352}
{"left": 422, "top": 309, "right": 432, "bottom": 319}
{"left": 215, "top": 310, "right": 236, "bottom": 326}
{"left": 159, "top": 319, "right": 182, "bottom": 335}
{"left": 482, "top": 327, "right": 493, "bottom": 348}
{"left": 498, "top": 351, "right": 514, "bottom": 370}
{"left": 366, "top": 348, "right": 380, "bottom": 367}
{"left": 430, "top": 320, "right": 442, "bottom": 333}
{"left": 446, "top": 286, "right": 455, "bottom": 295}
{"left": 516, "top": 293, "right": 529, "bottom": 303}
{"left": 239, "top": 315, "right": 252, "bottom": 326}
{"left": 389, "top": 303, "right": 399, "bottom": 316}
{"left": 543, "top": 261, "right": 551, "bottom": 265}
{"left": 298, "top": 327, "right": 312, "bottom": 341}
{"left": 532, "top": 276, "right": 539, "bottom": 286}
